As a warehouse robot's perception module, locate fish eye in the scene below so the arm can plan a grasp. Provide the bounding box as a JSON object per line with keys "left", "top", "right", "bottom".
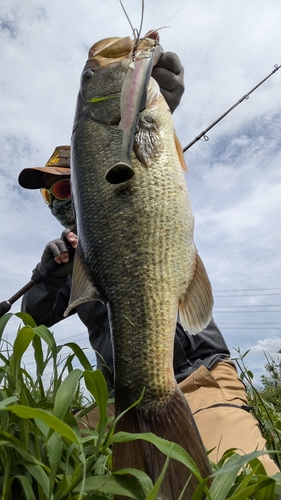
{"left": 83, "top": 69, "right": 95, "bottom": 80}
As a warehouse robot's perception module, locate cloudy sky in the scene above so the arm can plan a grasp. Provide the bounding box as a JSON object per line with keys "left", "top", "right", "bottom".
{"left": 1, "top": 0, "right": 281, "bottom": 384}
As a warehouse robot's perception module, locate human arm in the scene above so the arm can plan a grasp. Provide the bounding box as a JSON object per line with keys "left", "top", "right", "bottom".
{"left": 21, "top": 230, "right": 77, "bottom": 326}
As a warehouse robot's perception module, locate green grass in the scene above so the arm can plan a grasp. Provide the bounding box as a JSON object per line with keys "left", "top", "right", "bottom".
{"left": 0, "top": 312, "right": 281, "bottom": 499}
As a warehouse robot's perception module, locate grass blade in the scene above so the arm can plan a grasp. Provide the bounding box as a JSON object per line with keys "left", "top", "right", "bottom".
{"left": 53, "top": 369, "right": 82, "bottom": 420}
{"left": 5, "top": 405, "right": 79, "bottom": 444}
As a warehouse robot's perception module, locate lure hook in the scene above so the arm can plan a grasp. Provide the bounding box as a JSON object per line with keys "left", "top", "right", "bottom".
{"left": 119, "top": 0, "right": 145, "bottom": 60}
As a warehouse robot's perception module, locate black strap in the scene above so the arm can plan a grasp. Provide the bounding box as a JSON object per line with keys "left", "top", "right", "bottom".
{"left": 193, "top": 402, "right": 254, "bottom": 416}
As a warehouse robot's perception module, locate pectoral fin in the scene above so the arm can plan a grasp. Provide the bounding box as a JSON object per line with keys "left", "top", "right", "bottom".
{"left": 64, "top": 249, "right": 103, "bottom": 317}
{"left": 179, "top": 253, "right": 213, "bottom": 335}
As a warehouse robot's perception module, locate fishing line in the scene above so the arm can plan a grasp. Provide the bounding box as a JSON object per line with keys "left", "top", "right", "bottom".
{"left": 119, "top": 0, "right": 145, "bottom": 50}
{"left": 183, "top": 63, "right": 281, "bottom": 152}
{"left": 119, "top": 2, "right": 280, "bottom": 154}
{"left": 119, "top": 0, "right": 135, "bottom": 35}
{"left": 163, "top": 0, "right": 200, "bottom": 26}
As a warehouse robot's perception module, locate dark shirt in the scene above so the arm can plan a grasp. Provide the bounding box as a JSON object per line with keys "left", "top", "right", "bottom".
{"left": 21, "top": 266, "right": 231, "bottom": 392}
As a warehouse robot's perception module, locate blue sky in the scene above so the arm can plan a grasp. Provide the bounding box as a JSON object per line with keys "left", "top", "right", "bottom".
{"left": 1, "top": 0, "right": 281, "bottom": 384}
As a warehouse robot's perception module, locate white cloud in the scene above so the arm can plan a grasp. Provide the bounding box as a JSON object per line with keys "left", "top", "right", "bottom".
{"left": 251, "top": 337, "right": 281, "bottom": 357}
{"left": 1, "top": 0, "right": 281, "bottom": 381}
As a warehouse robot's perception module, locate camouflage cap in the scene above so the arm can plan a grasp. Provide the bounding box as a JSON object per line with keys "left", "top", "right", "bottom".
{"left": 18, "top": 145, "right": 71, "bottom": 189}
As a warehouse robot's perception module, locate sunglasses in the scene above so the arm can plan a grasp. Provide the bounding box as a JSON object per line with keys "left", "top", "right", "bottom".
{"left": 41, "top": 179, "right": 71, "bottom": 204}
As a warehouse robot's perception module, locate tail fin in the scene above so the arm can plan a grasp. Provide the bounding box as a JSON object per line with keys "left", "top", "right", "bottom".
{"left": 113, "top": 388, "right": 212, "bottom": 499}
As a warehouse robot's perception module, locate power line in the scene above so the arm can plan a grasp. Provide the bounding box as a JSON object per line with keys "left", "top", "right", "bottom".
{"left": 221, "top": 327, "right": 281, "bottom": 331}
{"left": 214, "top": 293, "right": 281, "bottom": 297}
{"left": 215, "top": 304, "right": 281, "bottom": 308}
{"left": 214, "top": 287, "right": 281, "bottom": 292}
{"left": 215, "top": 310, "right": 281, "bottom": 313}
{"left": 219, "top": 323, "right": 281, "bottom": 326}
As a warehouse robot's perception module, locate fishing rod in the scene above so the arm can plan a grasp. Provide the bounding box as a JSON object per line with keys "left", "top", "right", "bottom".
{"left": 183, "top": 63, "right": 281, "bottom": 153}
{"left": 0, "top": 258, "right": 62, "bottom": 318}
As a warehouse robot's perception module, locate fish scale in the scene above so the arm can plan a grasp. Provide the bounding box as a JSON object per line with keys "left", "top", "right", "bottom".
{"left": 72, "top": 110, "right": 191, "bottom": 394}
{"left": 68, "top": 35, "right": 213, "bottom": 499}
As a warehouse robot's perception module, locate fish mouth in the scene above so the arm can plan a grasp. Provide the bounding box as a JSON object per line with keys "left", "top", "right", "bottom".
{"left": 88, "top": 36, "right": 134, "bottom": 64}
{"left": 87, "top": 35, "right": 159, "bottom": 65}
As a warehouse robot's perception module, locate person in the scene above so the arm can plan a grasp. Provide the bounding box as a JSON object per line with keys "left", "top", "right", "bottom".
{"left": 18, "top": 52, "right": 279, "bottom": 476}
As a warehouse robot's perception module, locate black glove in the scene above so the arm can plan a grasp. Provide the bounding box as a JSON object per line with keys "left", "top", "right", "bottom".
{"left": 152, "top": 51, "right": 185, "bottom": 113}
{"left": 40, "top": 229, "right": 74, "bottom": 277}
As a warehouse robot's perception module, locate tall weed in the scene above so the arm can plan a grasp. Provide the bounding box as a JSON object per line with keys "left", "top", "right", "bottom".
{"left": 0, "top": 313, "right": 280, "bottom": 499}
{"left": 234, "top": 347, "right": 281, "bottom": 470}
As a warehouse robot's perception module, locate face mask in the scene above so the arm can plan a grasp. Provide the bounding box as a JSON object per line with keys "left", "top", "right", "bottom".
{"left": 49, "top": 198, "right": 77, "bottom": 233}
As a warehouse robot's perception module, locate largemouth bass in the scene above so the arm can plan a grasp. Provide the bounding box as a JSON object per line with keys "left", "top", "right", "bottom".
{"left": 68, "top": 34, "right": 213, "bottom": 499}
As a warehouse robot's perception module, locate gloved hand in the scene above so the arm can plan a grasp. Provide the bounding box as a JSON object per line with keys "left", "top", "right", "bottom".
{"left": 152, "top": 51, "right": 185, "bottom": 113}
{"left": 40, "top": 229, "right": 78, "bottom": 277}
